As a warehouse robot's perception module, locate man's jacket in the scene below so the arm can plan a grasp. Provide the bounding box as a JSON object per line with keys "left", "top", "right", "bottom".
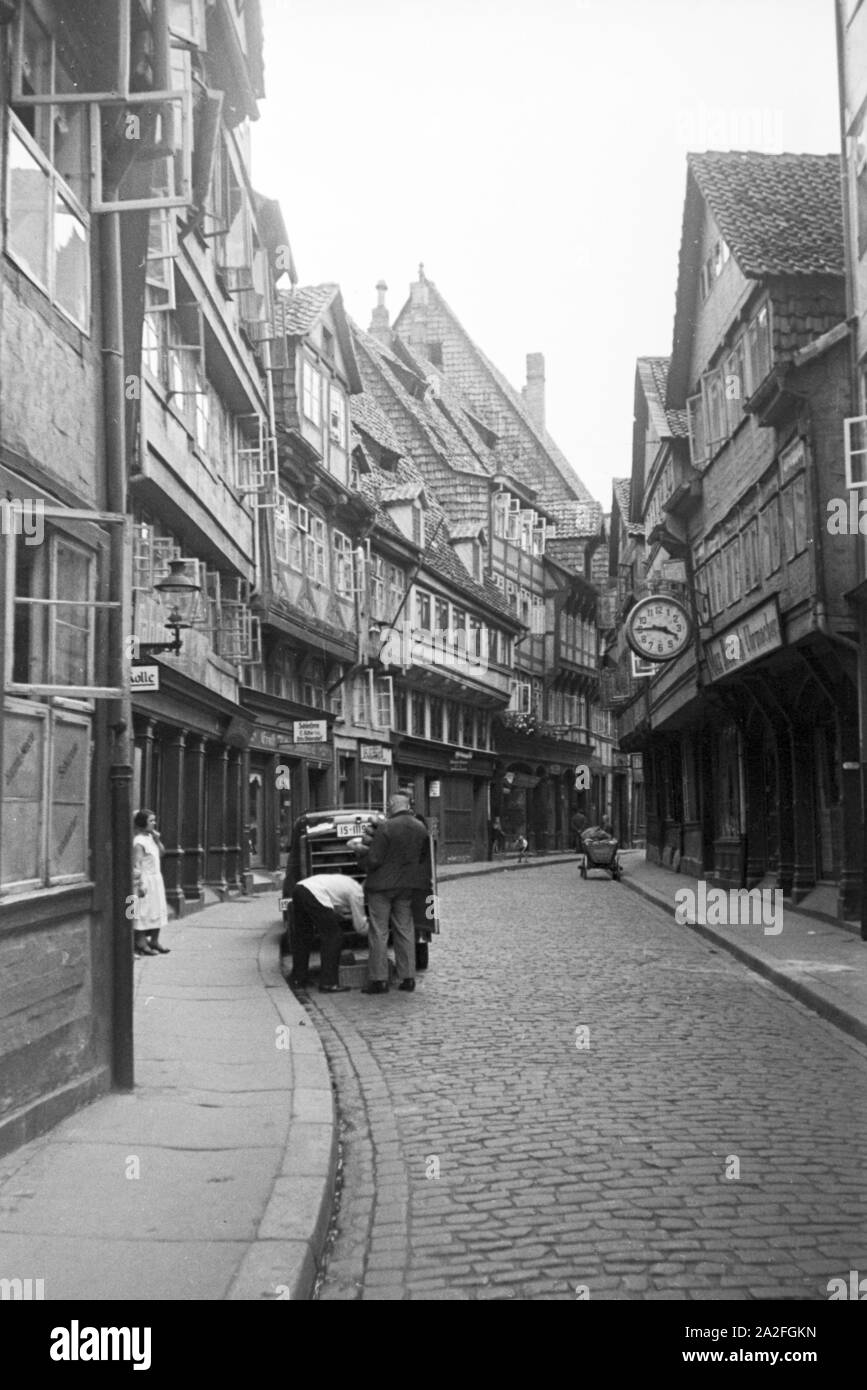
{"left": 364, "top": 811, "right": 430, "bottom": 892}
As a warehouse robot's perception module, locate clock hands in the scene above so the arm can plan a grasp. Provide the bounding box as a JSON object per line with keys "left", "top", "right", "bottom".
{"left": 638, "top": 624, "right": 680, "bottom": 639}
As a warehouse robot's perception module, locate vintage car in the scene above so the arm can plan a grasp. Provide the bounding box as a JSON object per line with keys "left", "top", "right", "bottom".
{"left": 279, "top": 807, "right": 439, "bottom": 970}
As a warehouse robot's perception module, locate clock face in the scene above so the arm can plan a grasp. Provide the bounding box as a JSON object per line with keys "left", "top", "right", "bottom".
{"left": 625, "top": 596, "right": 692, "bottom": 661}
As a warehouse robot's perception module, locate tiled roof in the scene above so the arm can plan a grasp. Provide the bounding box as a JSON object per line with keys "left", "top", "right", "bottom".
{"left": 350, "top": 390, "right": 404, "bottom": 458}
{"left": 276, "top": 284, "right": 339, "bottom": 336}
{"left": 380, "top": 480, "right": 424, "bottom": 504}
{"left": 636, "top": 357, "right": 690, "bottom": 440}
{"left": 687, "top": 152, "right": 844, "bottom": 279}
{"left": 361, "top": 457, "right": 516, "bottom": 623}
{"left": 612, "top": 479, "right": 631, "bottom": 515}
{"left": 449, "top": 523, "right": 485, "bottom": 541}
{"left": 397, "top": 282, "right": 597, "bottom": 509}
{"left": 547, "top": 499, "right": 604, "bottom": 538}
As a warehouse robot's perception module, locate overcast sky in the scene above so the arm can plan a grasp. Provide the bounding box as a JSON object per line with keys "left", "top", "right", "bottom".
{"left": 251, "top": 0, "right": 840, "bottom": 510}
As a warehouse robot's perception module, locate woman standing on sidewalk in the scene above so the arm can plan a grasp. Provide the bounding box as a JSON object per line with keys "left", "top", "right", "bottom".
{"left": 132, "top": 810, "right": 170, "bottom": 956}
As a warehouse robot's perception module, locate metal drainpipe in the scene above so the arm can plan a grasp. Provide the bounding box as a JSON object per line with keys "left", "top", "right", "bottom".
{"left": 836, "top": 0, "right": 867, "bottom": 939}
{"left": 102, "top": 206, "right": 134, "bottom": 1091}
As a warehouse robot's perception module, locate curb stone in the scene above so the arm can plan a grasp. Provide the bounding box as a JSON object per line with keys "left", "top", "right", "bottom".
{"left": 226, "top": 921, "right": 337, "bottom": 1300}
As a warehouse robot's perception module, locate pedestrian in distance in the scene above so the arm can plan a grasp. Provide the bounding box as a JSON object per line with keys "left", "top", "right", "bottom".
{"left": 289, "top": 873, "right": 367, "bottom": 993}
{"left": 490, "top": 815, "right": 505, "bottom": 859}
{"left": 515, "top": 830, "right": 529, "bottom": 864}
{"left": 570, "top": 808, "right": 588, "bottom": 852}
{"left": 132, "top": 810, "right": 170, "bottom": 956}
{"left": 359, "top": 793, "right": 430, "bottom": 994}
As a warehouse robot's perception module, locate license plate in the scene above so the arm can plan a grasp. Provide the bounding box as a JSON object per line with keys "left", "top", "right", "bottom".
{"left": 337, "top": 822, "right": 361, "bottom": 838}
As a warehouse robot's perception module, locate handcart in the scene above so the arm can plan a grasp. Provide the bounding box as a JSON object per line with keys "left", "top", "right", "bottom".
{"left": 579, "top": 829, "right": 621, "bottom": 880}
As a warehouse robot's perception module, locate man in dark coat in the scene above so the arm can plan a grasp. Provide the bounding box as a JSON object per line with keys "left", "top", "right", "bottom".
{"left": 361, "top": 793, "right": 430, "bottom": 995}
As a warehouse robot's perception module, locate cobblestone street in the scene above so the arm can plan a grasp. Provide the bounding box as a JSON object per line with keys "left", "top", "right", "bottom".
{"left": 309, "top": 864, "right": 867, "bottom": 1301}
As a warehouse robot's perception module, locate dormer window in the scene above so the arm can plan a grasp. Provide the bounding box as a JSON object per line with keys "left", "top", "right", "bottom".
{"left": 427, "top": 341, "right": 443, "bottom": 367}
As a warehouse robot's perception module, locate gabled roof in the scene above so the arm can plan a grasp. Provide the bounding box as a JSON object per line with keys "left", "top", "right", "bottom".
{"left": 546, "top": 499, "right": 604, "bottom": 539}
{"left": 688, "top": 151, "right": 844, "bottom": 279}
{"left": 612, "top": 479, "right": 631, "bottom": 516}
{"left": 351, "top": 321, "right": 494, "bottom": 532}
{"left": 667, "top": 152, "right": 844, "bottom": 406}
{"left": 394, "top": 278, "right": 596, "bottom": 509}
{"left": 359, "top": 458, "right": 518, "bottom": 624}
{"left": 275, "top": 284, "right": 363, "bottom": 393}
{"left": 636, "top": 357, "right": 690, "bottom": 440}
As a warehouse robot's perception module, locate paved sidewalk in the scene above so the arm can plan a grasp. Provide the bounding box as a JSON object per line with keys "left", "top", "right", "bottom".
{"left": 0, "top": 895, "right": 333, "bottom": 1301}
{"left": 615, "top": 851, "right": 867, "bottom": 1048}
{"left": 439, "top": 848, "right": 867, "bottom": 1048}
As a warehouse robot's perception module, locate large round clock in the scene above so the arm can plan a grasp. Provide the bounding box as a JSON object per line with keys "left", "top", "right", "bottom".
{"left": 625, "top": 595, "right": 692, "bottom": 661}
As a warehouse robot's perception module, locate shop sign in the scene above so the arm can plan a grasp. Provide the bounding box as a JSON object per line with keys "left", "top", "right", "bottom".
{"left": 130, "top": 665, "right": 159, "bottom": 692}
{"left": 705, "top": 598, "right": 783, "bottom": 681}
{"left": 294, "top": 720, "right": 328, "bottom": 743}
{"left": 360, "top": 743, "right": 392, "bottom": 766}
{"left": 449, "top": 758, "right": 472, "bottom": 772}
{"left": 250, "top": 728, "right": 286, "bottom": 753}
{"left": 429, "top": 781, "right": 441, "bottom": 798}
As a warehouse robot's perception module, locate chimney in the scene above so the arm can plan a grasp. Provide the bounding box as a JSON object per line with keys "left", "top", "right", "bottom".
{"left": 369, "top": 279, "right": 391, "bottom": 345}
{"left": 522, "top": 352, "right": 545, "bottom": 429}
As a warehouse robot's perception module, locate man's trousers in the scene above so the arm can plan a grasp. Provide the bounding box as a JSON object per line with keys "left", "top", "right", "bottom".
{"left": 366, "top": 889, "right": 415, "bottom": 984}
{"left": 291, "top": 884, "right": 343, "bottom": 987}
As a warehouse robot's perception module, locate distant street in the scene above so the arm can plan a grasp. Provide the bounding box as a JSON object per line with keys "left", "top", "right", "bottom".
{"left": 308, "top": 864, "right": 867, "bottom": 1301}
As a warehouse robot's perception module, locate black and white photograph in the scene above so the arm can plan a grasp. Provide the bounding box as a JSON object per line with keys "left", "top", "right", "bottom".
{"left": 0, "top": 0, "right": 865, "bottom": 1354}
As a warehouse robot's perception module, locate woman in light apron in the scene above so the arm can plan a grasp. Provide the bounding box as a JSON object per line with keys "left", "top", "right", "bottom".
{"left": 132, "top": 809, "right": 170, "bottom": 956}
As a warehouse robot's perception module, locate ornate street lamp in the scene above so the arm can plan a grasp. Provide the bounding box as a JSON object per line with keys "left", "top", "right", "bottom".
{"left": 139, "top": 558, "right": 203, "bottom": 658}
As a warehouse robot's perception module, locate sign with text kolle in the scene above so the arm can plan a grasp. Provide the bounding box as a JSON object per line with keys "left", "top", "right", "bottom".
{"left": 130, "top": 665, "right": 160, "bottom": 693}
{"left": 705, "top": 597, "right": 783, "bottom": 682}
{"left": 294, "top": 720, "right": 328, "bottom": 744}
